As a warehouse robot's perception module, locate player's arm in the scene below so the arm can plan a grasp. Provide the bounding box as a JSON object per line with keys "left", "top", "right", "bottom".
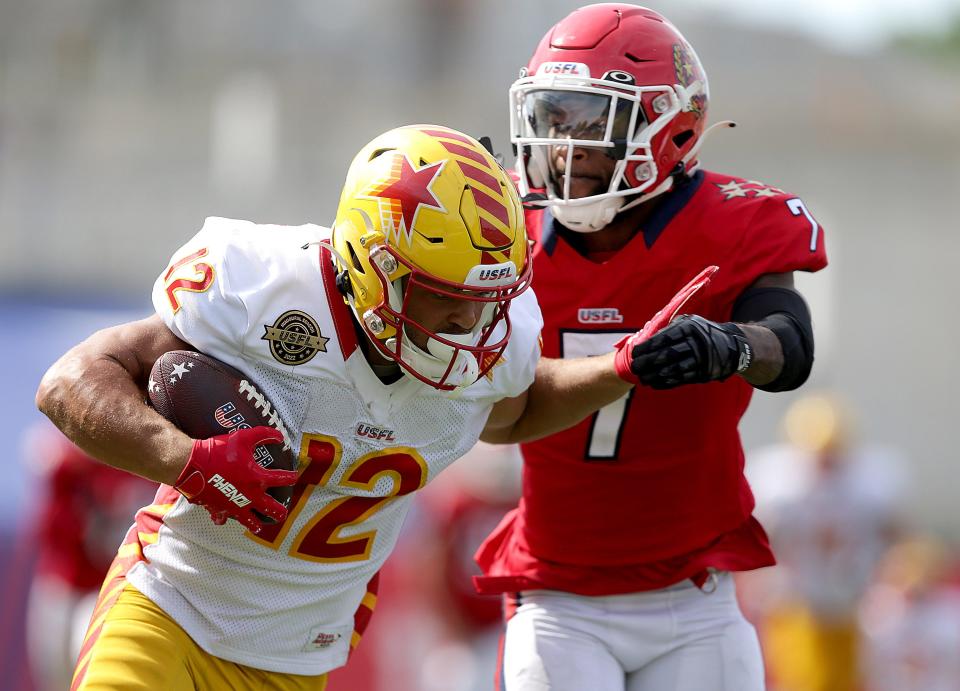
{"left": 37, "top": 314, "right": 296, "bottom": 531}
{"left": 625, "top": 272, "right": 815, "bottom": 391}
{"left": 480, "top": 352, "right": 631, "bottom": 444}
{"left": 733, "top": 272, "right": 795, "bottom": 386}
{"left": 36, "top": 314, "right": 194, "bottom": 485}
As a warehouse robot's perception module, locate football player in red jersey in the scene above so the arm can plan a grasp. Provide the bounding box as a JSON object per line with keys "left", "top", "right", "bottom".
{"left": 474, "top": 5, "right": 828, "bottom": 690}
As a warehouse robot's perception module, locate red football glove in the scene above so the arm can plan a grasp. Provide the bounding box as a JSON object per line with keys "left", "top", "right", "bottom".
{"left": 174, "top": 426, "right": 299, "bottom": 534}
{"left": 614, "top": 265, "right": 719, "bottom": 384}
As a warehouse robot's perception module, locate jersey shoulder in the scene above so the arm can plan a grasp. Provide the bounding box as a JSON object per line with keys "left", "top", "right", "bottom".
{"left": 700, "top": 170, "right": 796, "bottom": 206}
{"left": 697, "top": 170, "right": 828, "bottom": 275}
{"left": 467, "top": 286, "right": 543, "bottom": 402}
{"left": 152, "top": 217, "right": 351, "bottom": 378}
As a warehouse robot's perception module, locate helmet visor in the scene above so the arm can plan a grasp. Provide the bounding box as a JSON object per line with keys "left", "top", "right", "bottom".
{"left": 523, "top": 90, "right": 636, "bottom": 144}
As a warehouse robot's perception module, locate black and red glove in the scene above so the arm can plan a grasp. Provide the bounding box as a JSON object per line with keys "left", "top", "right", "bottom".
{"left": 174, "top": 426, "right": 299, "bottom": 534}
{"left": 614, "top": 265, "right": 720, "bottom": 385}
{"left": 624, "top": 315, "right": 753, "bottom": 389}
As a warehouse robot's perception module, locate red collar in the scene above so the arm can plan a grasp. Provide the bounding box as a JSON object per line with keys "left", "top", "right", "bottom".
{"left": 319, "top": 245, "right": 359, "bottom": 359}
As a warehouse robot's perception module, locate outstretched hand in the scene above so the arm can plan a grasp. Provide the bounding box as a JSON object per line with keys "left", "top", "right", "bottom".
{"left": 174, "top": 426, "right": 299, "bottom": 534}
{"left": 614, "top": 265, "right": 722, "bottom": 386}
{"left": 625, "top": 314, "right": 752, "bottom": 389}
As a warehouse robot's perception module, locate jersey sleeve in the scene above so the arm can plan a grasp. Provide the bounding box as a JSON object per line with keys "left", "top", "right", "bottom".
{"left": 491, "top": 286, "right": 543, "bottom": 399}
{"left": 734, "top": 194, "right": 828, "bottom": 278}
{"left": 151, "top": 217, "right": 257, "bottom": 358}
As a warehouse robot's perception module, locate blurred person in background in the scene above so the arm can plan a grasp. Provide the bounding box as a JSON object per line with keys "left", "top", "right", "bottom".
{"left": 859, "top": 536, "right": 960, "bottom": 691}
{"left": 474, "top": 4, "right": 827, "bottom": 690}
{"left": 861, "top": 537, "right": 960, "bottom": 691}
{"left": 23, "top": 423, "right": 156, "bottom": 691}
{"left": 35, "top": 124, "right": 676, "bottom": 691}
{"left": 408, "top": 442, "right": 524, "bottom": 691}
{"left": 745, "top": 393, "right": 907, "bottom": 691}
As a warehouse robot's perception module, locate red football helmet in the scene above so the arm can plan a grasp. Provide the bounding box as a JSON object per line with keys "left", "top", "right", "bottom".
{"left": 510, "top": 4, "right": 711, "bottom": 232}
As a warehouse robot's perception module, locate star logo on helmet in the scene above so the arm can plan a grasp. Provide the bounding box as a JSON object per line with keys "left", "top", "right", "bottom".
{"left": 363, "top": 154, "right": 447, "bottom": 245}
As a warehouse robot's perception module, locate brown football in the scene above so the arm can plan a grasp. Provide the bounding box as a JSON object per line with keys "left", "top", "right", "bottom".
{"left": 148, "top": 350, "right": 296, "bottom": 522}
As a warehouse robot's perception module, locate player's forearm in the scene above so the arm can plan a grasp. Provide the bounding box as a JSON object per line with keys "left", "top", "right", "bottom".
{"left": 36, "top": 333, "right": 192, "bottom": 486}
{"left": 497, "top": 354, "right": 631, "bottom": 443}
{"left": 736, "top": 322, "right": 784, "bottom": 386}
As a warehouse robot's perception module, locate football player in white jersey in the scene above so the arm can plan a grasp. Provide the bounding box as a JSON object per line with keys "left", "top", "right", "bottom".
{"left": 37, "top": 125, "right": 647, "bottom": 690}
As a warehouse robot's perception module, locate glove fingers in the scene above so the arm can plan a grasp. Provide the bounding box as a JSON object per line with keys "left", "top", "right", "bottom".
{"left": 254, "top": 496, "right": 290, "bottom": 524}
{"left": 236, "top": 509, "right": 266, "bottom": 535}
{"left": 639, "top": 357, "right": 700, "bottom": 389}
{"left": 253, "top": 466, "right": 300, "bottom": 486}
{"left": 633, "top": 328, "right": 685, "bottom": 354}
{"left": 238, "top": 425, "right": 285, "bottom": 448}
{"left": 632, "top": 344, "right": 692, "bottom": 373}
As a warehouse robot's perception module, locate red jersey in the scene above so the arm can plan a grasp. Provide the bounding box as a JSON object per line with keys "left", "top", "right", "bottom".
{"left": 475, "top": 170, "right": 828, "bottom": 596}
{"left": 31, "top": 427, "right": 157, "bottom": 590}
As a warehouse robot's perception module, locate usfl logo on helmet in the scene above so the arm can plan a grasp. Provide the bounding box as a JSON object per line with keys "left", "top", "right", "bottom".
{"left": 359, "top": 154, "right": 447, "bottom": 247}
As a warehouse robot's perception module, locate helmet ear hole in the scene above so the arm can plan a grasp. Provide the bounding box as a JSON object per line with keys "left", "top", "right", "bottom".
{"left": 368, "top": 147, "right": 395, "bottom": 162}
{"left": 346, "top": 242, "right": 366, "bottom": 274}
{"left": 672, "top": 130, "right": 694, "bottom": 149}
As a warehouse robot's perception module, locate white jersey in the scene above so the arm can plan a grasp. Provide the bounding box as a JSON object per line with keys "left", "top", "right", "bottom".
{"left": 125, "top": 217, "right": 542, "bottom": 675}
{"left": 747, "top": 443, "right": 905, "bottom": 618}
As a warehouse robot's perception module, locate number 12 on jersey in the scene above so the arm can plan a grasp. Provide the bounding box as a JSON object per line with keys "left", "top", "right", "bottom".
{"left": 561, "top": 330, "right": 635, "bottom": 460}
{"left": 250, "top": 434, "right": 428, "bottom": 562}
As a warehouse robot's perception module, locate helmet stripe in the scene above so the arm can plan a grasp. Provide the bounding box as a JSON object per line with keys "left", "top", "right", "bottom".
{"left": 417, "top": 127, "right": 515, "bottom": 248}
{"left": 470, "top": 185, "right": 510, "bottom": 227}
{"left": 479, "top": 216, "right": 512, "bottom": 248}
{"left": 456, "top": 161, "right": 501, "bottom": 193}
{"left": 440, "top": 141, "right": 488, "bottom": 167}
{"left": 420, "top": 127, "right": 474, "bottom": 145}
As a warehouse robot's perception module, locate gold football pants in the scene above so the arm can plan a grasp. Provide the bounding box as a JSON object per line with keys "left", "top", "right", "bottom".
{"left": 72, "top": 583, "right": 329, "bottom": 691}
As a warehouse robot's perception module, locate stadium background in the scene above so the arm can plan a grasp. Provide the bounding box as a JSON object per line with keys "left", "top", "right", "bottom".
{"left": 2, "top": 1, "right": 958, "bottom": 689}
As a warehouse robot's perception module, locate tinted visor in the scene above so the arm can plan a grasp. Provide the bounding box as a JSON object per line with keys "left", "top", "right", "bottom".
{"left": 523, "top": 90, "right": 637, "bottom": 142}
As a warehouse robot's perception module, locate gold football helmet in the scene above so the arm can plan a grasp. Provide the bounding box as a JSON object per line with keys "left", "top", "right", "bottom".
{"left": 331, "top": 125, "right": 531, "bottom": 391}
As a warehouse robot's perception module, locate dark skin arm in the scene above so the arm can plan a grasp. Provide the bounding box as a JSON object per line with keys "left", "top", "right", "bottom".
{"left": 35, "top": 314, "right": 194, "bottom": 485}
{"left": 734, "top": 272, "right": 793, "bottom": 386}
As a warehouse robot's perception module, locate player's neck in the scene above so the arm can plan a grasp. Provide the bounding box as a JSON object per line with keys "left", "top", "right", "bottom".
{"left": 559, "top": 200, "right": 658, "bottom": 259}
{"left": 351, "top": 313, "right": 404, "bottom": 383}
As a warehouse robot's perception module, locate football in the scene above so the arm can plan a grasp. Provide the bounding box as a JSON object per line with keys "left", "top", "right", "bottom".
{"left": 148, "top": 350, "right": 296, "bottom": 521}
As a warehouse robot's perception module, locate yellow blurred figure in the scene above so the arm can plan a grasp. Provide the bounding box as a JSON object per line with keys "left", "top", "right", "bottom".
{"left": 746, "top": 392, "right": 906, "bottom": 691}
{"left": 782, "top": 393, "right": 855, "bottom": 456}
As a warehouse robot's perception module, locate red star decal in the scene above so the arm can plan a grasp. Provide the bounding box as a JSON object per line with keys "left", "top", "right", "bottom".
{"left": 366, "top": 154, "right": 446, "bottom": 242}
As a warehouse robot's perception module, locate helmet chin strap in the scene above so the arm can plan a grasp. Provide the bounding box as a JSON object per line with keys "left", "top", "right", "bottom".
{"left": 552, "top": 196, "right": 624, "bottom": 233}
{"left": 387, "top": 329, "right": 480, "bottom": 391}
{"left": 551, "top": 174, "right": 673, "bottom": 233}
